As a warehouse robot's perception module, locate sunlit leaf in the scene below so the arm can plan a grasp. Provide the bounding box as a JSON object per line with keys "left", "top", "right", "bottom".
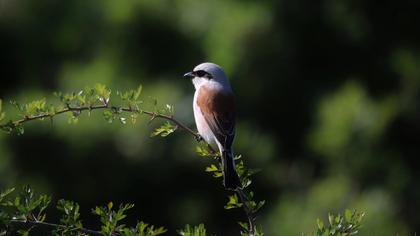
{"left": 177, "top": 224, "right": 206, "bottom": 236}
{"left": 224, "top": 194, "right": 242, "bottom": 210}
{"left": 103, "top": 110, "right": 114, "bottom": 123}
{"left": 150, "top": 122, "right": 177, "bottom": 137}
{"left": 133, "top": 85, "right": 142, "bottom": 101}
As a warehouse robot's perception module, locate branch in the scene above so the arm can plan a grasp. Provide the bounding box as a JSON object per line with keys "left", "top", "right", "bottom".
{"left": 236, "top": 189, "right": 256, "bottom": 235}
{"left": 12, "top": 104, "right": 107, "bottom": 126}
{"left": 4, "top": 103, "right": 253, "bottom": 233}
{"left": 1, "top": 103, "right": 218, "bottom": 154}
{"left": 126, "top": 108, "right": 217, "bottom": 154}
{"left": 9, "top": 219, "right": 104, "bottom": 235}
{"left": 0, "top": 86, "right": 258, "bottom": 234}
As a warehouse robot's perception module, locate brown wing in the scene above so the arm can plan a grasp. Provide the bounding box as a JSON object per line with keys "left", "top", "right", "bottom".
{"left": 197, "top": 86, "right": 236, "bottom": 148}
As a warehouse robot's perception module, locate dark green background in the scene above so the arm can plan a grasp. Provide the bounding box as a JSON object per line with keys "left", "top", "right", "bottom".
{"left": 1, "top": 0, "right": 419, "bottom": 235}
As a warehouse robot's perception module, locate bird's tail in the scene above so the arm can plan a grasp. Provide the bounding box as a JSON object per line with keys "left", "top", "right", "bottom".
{"left": 222, "top": 150, "right": 242, "bottom": 190}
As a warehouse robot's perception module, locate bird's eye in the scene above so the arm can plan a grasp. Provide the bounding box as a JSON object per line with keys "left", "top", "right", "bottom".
{"left": 195, "top": 70, "right": 206, "bottom": 77}
{"left": 194, "top": 70, "right": 213, "bottom": 79}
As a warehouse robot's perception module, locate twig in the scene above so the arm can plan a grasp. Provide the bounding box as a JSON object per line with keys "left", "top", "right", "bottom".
{"left": 236, "top": 189, "right": 256, "bottom": 235}
{"left": 9, "top": 219, "right": 105, "bottom": 235}
{"left": 2, "top": 104, "right": 218, "bottom": 154}
{"left": 11, "top": 105, "right": 108, "bottom": 127}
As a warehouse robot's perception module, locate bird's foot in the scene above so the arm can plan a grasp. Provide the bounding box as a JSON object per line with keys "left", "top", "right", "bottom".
{"left": 196, "top": 134, "right": 204, "bottom": 142}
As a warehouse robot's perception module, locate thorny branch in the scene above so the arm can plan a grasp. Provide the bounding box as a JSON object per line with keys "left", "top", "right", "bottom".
{"left": 1, "top": 101, "right": 256, "bottom": 235}
{"left": 10, "top": 219, "right": 105, "bottom": 236}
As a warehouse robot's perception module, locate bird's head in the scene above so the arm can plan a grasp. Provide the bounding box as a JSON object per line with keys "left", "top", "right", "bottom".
{"left": 184, "top": 62, "right": 230, "bottom": 90}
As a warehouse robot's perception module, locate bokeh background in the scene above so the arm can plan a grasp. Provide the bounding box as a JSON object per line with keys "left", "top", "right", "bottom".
{"left": 1, "top": 0, "right": 419, "bottom": 235}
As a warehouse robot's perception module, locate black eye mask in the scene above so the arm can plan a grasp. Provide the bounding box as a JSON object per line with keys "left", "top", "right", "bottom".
{"left": 194, "top": 70, "right": 213, "bottom": 79}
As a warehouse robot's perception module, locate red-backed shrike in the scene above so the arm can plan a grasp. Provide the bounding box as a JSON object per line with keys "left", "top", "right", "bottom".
{"left": 184, "top": 62, "right": 242, "bottom": 190}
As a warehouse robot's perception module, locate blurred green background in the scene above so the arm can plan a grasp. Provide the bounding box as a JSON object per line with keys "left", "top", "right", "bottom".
{"left": 1, "top": 0, "right": 419, "bottom": 235}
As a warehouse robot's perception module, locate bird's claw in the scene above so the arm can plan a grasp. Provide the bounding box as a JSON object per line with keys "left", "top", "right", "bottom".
{"left": 196, "top": 134, "right": 204, "bottom": 142}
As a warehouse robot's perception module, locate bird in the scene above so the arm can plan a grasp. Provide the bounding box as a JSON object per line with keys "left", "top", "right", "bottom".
{"left": 184, "top": 62, "right": 242, "bottom": 190}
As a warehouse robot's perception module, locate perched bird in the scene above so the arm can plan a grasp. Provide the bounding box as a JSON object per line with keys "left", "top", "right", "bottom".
{"left": 184, "top": 62, "right": 242, "bottom": 190}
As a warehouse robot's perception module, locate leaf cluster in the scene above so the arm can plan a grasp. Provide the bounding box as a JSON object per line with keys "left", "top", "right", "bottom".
{"left": 0, "top": 85, "right": 366, "bottom": 236}
{"left": 0, "top": 186, "right": 166, "bottom": 236}
{"left": 0, "top": 84, "right": 146, "bottom": 135}
{"left": 0, "top": 186, "right": 50, "bottom": 235}
{"left": 309, "top": 209, "right": 365, "bottom": 236}
{"left": 177, "top": 224, "right": 207, "bottom": 236}
{"left": 92, "top": 202, "right": 166, "bottom": 236}
{"left": 198, "top": 148, "right": 265, "bottom": 236}
{"left": 150, "top": 122, "right": 177, "bottom": 137}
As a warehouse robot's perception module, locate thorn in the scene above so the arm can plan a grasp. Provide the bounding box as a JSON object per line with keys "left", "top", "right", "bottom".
{"left": 148, "top": 114, "right": 157, "bottom": 124}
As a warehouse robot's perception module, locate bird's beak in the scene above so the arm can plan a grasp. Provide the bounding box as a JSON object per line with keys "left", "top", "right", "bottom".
{"left": 183, "top": 71, "right": 195, "bottom": 79}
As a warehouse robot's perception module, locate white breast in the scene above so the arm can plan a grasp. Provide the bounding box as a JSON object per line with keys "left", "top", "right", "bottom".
{"left": 193, "top": 90, "right": 216, "bottom": 145}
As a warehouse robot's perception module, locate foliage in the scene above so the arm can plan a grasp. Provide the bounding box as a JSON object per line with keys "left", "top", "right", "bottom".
{"left": 0, "top": 85, "right": 365, "bottom": 235}
{"left": 198, "top": 144, "right": 265, "bottom": 235}
{"left": 0, "top": 84, "right": 145, "bottom": 134}
{"left": 0, "top": 85, "right": 267, "bottom": 235}
{"left": 1, "top": 187, "right": 363, "bottom": 236}
{"left": 177, "top": 224, "right": 207, "bottom": 236}
{"left": 0, "top": 186, "right": 50, "bottom": 235}
{"left": 92, "top": 202, "right": 166, "bottom": 236}
{"left": 1, "top": 0, "right": 419, "bottom": 233}
{"left": 308, "top": 210, "right": 365, "bottom": 236}
{"left": 54, "top": 199, "right": 83, "bottom": 235}
{"left": 0, "top": 186, "right": 166, "bottom": 236}
{"left": 150, "top": 122, "right": 177, "bottom": 137}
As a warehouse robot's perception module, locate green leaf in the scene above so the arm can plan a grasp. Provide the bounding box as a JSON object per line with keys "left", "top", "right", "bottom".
{"left": 309, "top": 210, "right": 365, "bottom": 236}
{"left": 255, "top": 200, "right": 265, "bottom": 212}
{"left": 205, "top": 164, "right": 223, "bottom": 178}
{"left": 195, "top": 144, "right": 214, "bottom": 158}
{"left": 224, "top": 194, "right": 242, "bottom": 210}
{"left": 238, "top": 222, "right": 248, "bottom": 231}
{"left": 163, "top": 104, "right": 174, "bottom": 115}
{"left": 178, "top": 224, "right": 206, "bottom": 236}
{"left": 10, "top": 100, "right": 24, "bottom": 112}
{"left": 133, "top": 221, "right": 167, "bottom": 235}
{"left": 103, "top": 110, "right": 114, "bottom": 123}
{"left": 151, "top": 122, "right": 177, "bottom": 137}
{"left": 76, "top": 93, "right": 86, "bottom": 105}
{"left": 67, "top": 112, "right": 79, "bottom": 124}
{"left": 95, "top": 83, "right": 111, "bottom": 104}
{"left": 92, "top": 206, "right": 103, "bottom": 216}
{"left": 255, "top": 225, "right": 265, "bottom": 236}
{"left": 133, "top": 85, "right": 142, "bottom": 101}
{"left": 3, "top": 122, "right": 25, "bottom": 135}
{"left": 205, "top": 164, "right": 219, "bottom": 172}
{"left": 344, "top": 209, "right": 352, "bottom": 222}
{"left": 92, "top": 202, "right": 144, "bottom": 235}
{"left": 119, "top": 117, "right": 127, "bottom": 124}
{"left": 130, "top": 113, "right": 138, "bottom": 125}
{"left": 317, "top": 218, "right": 324, "bottom": 230}
{"left": 56, "top": 199, "right": 82, "bottom": 230}
{"left": 328, "top": 213, "right": 334, "bottom": 226}
{"left": 25, "top": 98, "right": 47, "bottom": 116}
{"left": 0, "top": 188, "right": 15, "bottom": 204}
